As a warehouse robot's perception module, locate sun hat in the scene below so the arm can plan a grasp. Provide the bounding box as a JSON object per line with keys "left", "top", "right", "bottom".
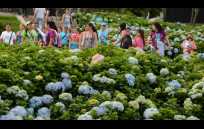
{"left": 26, "top": 21, "right": 32, "bottom": 25}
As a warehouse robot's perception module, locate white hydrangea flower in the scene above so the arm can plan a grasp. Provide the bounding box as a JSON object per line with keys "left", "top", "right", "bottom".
{"left": 174, "top": 115, "right": 186, "bottom": 120}
{"left": 184, "top": 98, "right": 193, "bottom": 111}
{"left": 143, "top": 108, "right": 159, "bottom": 119}
{"left": 128, "top": 57, "right": 139, "bottom": 65}
{"left": 59, "top": 93, "right": 73, "bottom": 102}
{"left": 160, "top": 68, "right": 169, "bottom": 76}
{"left": 146, "top": 73, "right": 157, "bottom": 84}
{"left": 116, "top": 93, "right": 127, "bottom": 101}
{"left": 55, "top": 102, "right": 66, "bottom": 112}
{"left": 34, "top": 116, "right": 45, "bottom": 120}
{"left": 136, "top": 95, "right": 146, "bottom": 104}
{"left": 192, "top": 82, "right": 204, "bottom": 89}
{"left": 92, "top": 74, "right": 101, "bottom": 82}
{"left": 23, "top": 79, "right": 32, "bottom": 86}
{"left": 16, "top": 90, "right": 29, "bottom": 100}
{"left": 164, "top": 86, "right": 174, "bottom": 93}
{"left": 190, "top": 93, "right": 202, "bottom": 100}
{"left": 128, "top": 100, "right": 139, "bottom": 110}
{"left": 101, "top": 91, "right": 111, "bottom": 99}
{"left": 77, "top": 114, "right": 93, "bottom": 120}
{"left": 108, "top": 68, "right": 118, "bottom": 76}
{"left": 7, "top": 86, "right": 21, "bottom": 95}
{"left": 186, "top": 116, "right": 200, "bottom": 120}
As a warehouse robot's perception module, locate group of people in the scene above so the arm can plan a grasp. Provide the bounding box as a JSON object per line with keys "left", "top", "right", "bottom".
{"left": 0, "top": 8, "right": 198, "bottom": 56}
{"left": 113, "top": 22, "right": 197, "bottom": 56}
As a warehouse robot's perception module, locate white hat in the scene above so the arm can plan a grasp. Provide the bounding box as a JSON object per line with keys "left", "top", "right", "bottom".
{"left": 26, "top": 21, "right": 32, "bottom": 25}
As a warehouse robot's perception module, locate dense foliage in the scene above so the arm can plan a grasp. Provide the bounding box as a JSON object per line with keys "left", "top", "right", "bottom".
{"left": 0, "top": 43, "right": 204, "bottom": 120}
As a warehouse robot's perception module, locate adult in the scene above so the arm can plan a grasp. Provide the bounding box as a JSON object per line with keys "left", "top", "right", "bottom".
{"left": 181, "top": 33, "right": 197, "bottom": 54}
{"left": 79, "top": 23, "right": 98, "bottom": 49}
{"left": 61, "top": 9, "right": 72, "bottom": 31}
{"left": 147, "top": 22, "right": 170, "bottom": 56}
{"left": 98, "top": 23, "right": 108, "bottom": 46}
{"left": 0, "top": 24, "right": 16, "bottom": 45}
{"left": 33, "top": 8, "right": 46, "bottom": 31}
{"left": 119, "top": 23, "right": 132, "bottom": 49}
{"left": 46, "top": 21, "right": 61, "bottom": 48}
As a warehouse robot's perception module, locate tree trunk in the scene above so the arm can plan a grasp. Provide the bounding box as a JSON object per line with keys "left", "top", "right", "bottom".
{"left": 191, "top": 8, "right": 199, "bottom": 24}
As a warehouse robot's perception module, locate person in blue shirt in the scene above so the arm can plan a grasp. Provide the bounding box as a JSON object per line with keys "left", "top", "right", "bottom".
{"left": 59, "top": 26, "right": 70, "bottom": 47}
{"left": 98, "top": 23, "right": 108, "bottom": 46}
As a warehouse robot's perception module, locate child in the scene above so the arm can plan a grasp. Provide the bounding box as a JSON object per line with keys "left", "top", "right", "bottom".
{"left": 59, "top": 26, "right": 70, "bottom": 47}
{"left": 31, "top": 22, "right": 39, "bottom": 44}
{"left": 69, "top": 27, "right": 80, "bottom": 49}
{"left": 16, "top": 23, "right": 26, "bottom": 44}
{"left": 98, "top": 23, "right": 108, "bottom": 46}
{"left": 133, "top": 29, "right": 145, "bottom": 50}
{"left": 181, "top": 33, "right": 197, "bottom": 54}
{"left": 0, "top": 24, "right": 16, "bottom": 45}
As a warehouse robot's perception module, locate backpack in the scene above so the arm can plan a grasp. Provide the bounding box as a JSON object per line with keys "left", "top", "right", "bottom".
{"left": 121, "top": 35, "right": 132, "bottom": 49}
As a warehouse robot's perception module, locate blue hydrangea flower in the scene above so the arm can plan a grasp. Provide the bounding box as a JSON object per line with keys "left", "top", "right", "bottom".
{"left": 45, "top": 82, "right": 65, "bottom": 92}
{"left": 62, "top": 78, "right": 72, "bottom": 90}
{"left": 45, "top": 82, "right": 57, "bottom": 92}
{"left": 167, "top": 50, "right": 173, "bottom": 56}
{"left": 111, "top": 101, "right": 124, "bottom": 111}
{"left": 168, "top": 80, "right": 181, "bottom": 89}
{"left": 37, "top": 107, "right": 51, "bottom": 118}
{"left": 125, "top": 74, "right": 136, "bottom": 86}
{"left": 41, "top": 95, "right": 54, "bottom": 105}
{"left": 29, "top": 96, "right": 43, "bottom": 108}
{"left": 0, "top": 113, "right": 22, "bottom": 120}
{"left": 197, "top": 53, "right": 204, "bottom": 60}
{"left": 55, "top": 82, "right": 66, "bottom": 91}
{"left": 10, "top": 106, "right": 27, "bottom": 117}
{"left": 78, "top": 83, "right": 97, "bottom": 95}
{"left": 173, "top": 48, "right": 179, "bottom": 54}
{"left": 96, "top": 106, "right": 107, "bottom": 116}
{"left": 61, "top": 72, "right": 70, "bottom": 79}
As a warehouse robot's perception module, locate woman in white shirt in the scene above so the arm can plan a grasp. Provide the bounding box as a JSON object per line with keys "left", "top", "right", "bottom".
{"left": 0, "top": 24, "right": 16, "bottom": 45}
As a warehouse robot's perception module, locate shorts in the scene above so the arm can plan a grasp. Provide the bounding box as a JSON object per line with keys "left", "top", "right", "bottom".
{"left": 64, "top": 23, "right": 71, "bottom": 28}
{"left": 36, "top": 18, "right": 44, "bottom": 30}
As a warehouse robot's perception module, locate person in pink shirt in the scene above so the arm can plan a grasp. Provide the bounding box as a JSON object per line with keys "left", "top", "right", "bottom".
{"left": 133, "top": 29, "right": 145, "bottom": 50}
{"left": 181, "top": 33, "right": 197, "bottom": 54}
